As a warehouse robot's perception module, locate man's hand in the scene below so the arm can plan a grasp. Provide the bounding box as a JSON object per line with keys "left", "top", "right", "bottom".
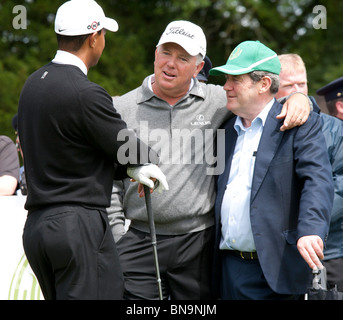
{"left": 127, "top": 164, "right": 169, "bottom": 194}
{"left": 277, "top": 93, "right": 310, "bottom": 131}
{"left": 297, "top": 235, "right": 324, "bottom": 270}
{"left": 0, "top": 175, "right": 18, "bottom": 196}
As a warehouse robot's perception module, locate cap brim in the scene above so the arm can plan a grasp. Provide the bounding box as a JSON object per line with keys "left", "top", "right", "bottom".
{"left": 157, "top": 37, "right": 200, "bottom": 56}
{"left": 209, "top": 64, "right": 252, "bottom": 76}
{"left": 103, "top": 17, "right": 119, "bottom": 32}
{"left": 210, "top": 53, "right": 280, "bottom": 76}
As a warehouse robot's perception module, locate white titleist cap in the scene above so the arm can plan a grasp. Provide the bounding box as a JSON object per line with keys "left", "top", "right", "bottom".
{"left": 55, "top": 0, "right": 118, "bottom": 36}
{"left": 156, "top": 20, "right": 206, "bottom": 58}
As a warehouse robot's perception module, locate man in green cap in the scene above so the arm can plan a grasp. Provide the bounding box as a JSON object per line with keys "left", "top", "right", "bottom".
{"left": 211, "top": 40, "right": 334, "bottom": 299}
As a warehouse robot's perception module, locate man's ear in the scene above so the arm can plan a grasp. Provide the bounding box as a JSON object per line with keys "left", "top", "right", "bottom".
{"left": 336, "top": 100, "right": 343, "bottom": 114}
{"left": 89, "top": 32, "right": 98, "bottom": 48}
{"left": 259, "top": 76, "right": 272, "bottom": 94}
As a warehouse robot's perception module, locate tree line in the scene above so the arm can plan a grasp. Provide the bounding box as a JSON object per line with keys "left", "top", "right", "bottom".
{"left": 1, "top": 0, "right": 340, "bottom": 140}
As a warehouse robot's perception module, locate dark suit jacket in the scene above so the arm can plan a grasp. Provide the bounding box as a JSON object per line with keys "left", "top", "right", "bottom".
{"left": 214, "top": 100, "right": 334, "bottom": 295}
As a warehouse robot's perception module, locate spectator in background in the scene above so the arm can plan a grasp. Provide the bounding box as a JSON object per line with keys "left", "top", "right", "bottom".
{"left": 12, "top": 114, "right": 27, "bottom": 195}
{"left": 0, "top": 135, "right": 19, "bottom": 196}
{"left": 276, "top": 53, "right": 343, "bottom": 291}
{"left": 317, "top": 76, "right": 343, "bottom": 120}
{"left": 196, "top": 55, "right": 212, "bottom": 83}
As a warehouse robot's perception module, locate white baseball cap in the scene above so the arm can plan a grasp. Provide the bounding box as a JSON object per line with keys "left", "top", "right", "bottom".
{"left": 55, "top": 0, "right": 118, "bottom": 36}
{"left": 156, "top": 21, "right": 206, "bottom": 58}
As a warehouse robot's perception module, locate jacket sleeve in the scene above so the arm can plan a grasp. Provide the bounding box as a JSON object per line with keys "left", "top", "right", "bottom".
{"left": 81, "top": 84, "right": 159, "bottom": 168}
{"left": 294, "top": 112, "right": 334, "bottom": 240}
{"left": 326, "top": 120, "right": 343, "bottom": 222}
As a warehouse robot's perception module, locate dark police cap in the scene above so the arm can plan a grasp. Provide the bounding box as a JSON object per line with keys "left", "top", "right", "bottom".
{"left": 316, "top": 76, "right": 343, "bottom": 102}
{"left": 197, "top": 56, "right": 213, "bottom": 82}
{"left": 12, "top": 114, "right": 18, "bottom": 131}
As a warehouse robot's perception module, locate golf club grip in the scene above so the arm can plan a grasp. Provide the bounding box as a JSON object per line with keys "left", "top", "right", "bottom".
{"left": 143, "top": 185, "right": 157, "bottom": 243}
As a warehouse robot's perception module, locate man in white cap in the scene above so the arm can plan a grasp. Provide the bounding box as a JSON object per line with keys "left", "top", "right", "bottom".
{"left": 108, "top": 21, "right": 312, "bottom": 299}
{"left": 18, "top": 0, "right": 168, "bottom": 300}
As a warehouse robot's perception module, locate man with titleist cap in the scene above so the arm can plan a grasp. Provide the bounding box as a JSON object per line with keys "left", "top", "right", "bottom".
{"left": 18, "top": 0, "right": 168, "bottom": 300}
{"left": 108, "top": 21, "right": 311, "bottom": 299}
{"left": 211, "top": 41, "right": 334, "bottom": 299}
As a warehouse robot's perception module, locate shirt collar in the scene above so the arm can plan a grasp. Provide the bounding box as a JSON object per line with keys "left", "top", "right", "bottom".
{"left": 52, "top": 50, "right": 88, "bottom": 76}
{"left": 234, "top": 98, "right": 275, "bottom": 134}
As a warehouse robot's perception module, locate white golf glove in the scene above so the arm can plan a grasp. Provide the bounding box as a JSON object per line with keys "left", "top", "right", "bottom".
{"left": 127, "top": 164, "right": 169, "bottom": 193}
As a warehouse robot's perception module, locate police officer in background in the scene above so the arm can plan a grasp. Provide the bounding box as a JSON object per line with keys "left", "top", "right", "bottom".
{"left": 18, "top": 0, "right": 168, "bottom": 300}
{"left": 196, "top": 55, "right": 212, "bottom": 83}
{"left": 317, "top": 77, "right": 343, "bottom": 291}
{"left": 317, "top": 77, "right": 343, "bottom": 120}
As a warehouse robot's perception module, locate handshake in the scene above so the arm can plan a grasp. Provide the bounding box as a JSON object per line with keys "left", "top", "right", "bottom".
{"left": 127, "top": 164, "right": 169, "bottom": 194}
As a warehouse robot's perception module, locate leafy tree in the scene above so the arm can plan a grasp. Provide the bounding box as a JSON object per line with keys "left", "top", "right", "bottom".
{"left": 1, "top": 0, "right": 341, "bottom": 141}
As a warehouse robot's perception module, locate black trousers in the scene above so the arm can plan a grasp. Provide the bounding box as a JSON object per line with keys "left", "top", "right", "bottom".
{"left": 116, "top": 226, "right": 214, "bottom": 300}
{"left": 23, "top": 205, "right": 123, "bottom": 300}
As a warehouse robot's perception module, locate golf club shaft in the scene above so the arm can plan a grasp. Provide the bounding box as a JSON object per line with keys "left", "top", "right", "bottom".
{"left": 144, "top": 185, "right": 163, "bottom": 300}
